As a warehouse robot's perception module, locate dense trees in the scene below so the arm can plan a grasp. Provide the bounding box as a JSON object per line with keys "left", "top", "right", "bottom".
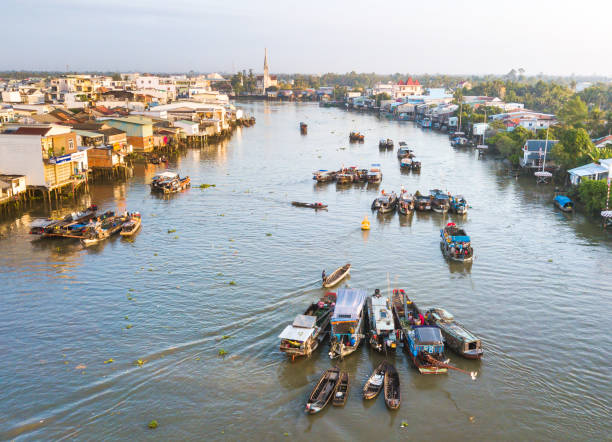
{"left": 577, "top": 179, "right": 611, "bottom": 214}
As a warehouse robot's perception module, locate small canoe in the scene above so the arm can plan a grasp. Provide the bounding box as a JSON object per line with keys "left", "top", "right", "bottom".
{"left": 323, "top": 263, "right": 351, "bottom": 288}
{"left": 363, "top": 361, "right": 386, "bottom": 400}
{"left": 292, "top": 201, "right": 328, "bottom": 209}
{"left": 332, "top": 371, "right": 350, "bottom": 407}
{"left": 305, "top": 367, "right": 340, "bottom": 414}
{"left": 384, "top": 363, "right": 400, "bottom": 409}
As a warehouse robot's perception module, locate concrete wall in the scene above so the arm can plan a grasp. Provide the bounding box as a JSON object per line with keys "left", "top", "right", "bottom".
{"left": 0, "top": 135, "right": 45, "bottom": 186}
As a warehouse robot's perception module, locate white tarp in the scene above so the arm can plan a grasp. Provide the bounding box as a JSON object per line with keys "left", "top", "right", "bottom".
{"left": 278, "top": 325, "right": 314, "bottom": 342}
{"left": 332, "top": 289, "right": 368, "bottom": 322}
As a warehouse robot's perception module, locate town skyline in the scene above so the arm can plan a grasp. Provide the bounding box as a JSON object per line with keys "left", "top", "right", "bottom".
{"left": 3, "top": 0, "right": 612, "bottom": 76}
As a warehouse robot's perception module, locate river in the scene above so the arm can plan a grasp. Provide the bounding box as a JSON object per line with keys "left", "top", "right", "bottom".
{"left": 1, "top": 101, "right": 611, "bottom": 441}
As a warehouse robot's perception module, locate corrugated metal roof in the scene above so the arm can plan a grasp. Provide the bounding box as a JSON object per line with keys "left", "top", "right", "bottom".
{"left": 568, "top": 163, "right": 609, "bottom": 176}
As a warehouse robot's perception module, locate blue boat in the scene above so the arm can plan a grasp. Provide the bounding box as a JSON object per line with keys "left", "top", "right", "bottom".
{"left": 431, "top": 189, "right": 450, "bottom": 213}
{"left": 554, "top": 195, "right": 574, "bottom": 212}
{"left": 450, "top": 195, "right": 468, "bottom": 215}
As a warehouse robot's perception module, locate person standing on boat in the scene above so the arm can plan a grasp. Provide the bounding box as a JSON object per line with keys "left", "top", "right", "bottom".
{"left": 322, "top": 270, "right": 326, "bottom": 282}
{"left": 374, "top": 288, "right": 381, "bottom": 298}
{"left": 418, "top": 312, "right": 425, "bottom": 326}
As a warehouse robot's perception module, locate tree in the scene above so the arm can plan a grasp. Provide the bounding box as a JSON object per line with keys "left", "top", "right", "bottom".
{"left": 551, "top": 128, "right": 595, "bottom": 170}
{"left": 557, "top": 95, "right": 588, "bottom": 128}
{"left": 111, "top": 73, "right": 122, "bottom": 81}
{"left": 578, "top": 179, "right": 610, "bottom": 214}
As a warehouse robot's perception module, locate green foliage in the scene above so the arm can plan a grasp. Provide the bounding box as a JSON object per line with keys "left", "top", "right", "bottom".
{"left": 148, "top": 420, "right": 158, "bottom": 429}
{"left": 551, "top": 128, "right": 595, "bottom": 170}
{"left": 218, "top": 349, "right": 228, "bottom": 356}
{"left": 578, "top": 179, "right": 610, "bottom": 214}
{"left": 557, "top": 96, "right": 588, "bottom": 128}
{"left": 487, "top": 126, "right": 534, "bottom": 164}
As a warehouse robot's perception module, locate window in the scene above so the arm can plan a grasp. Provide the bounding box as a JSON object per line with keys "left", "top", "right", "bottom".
{"left": 68, "top": 139, "right": 74, "bottom": 150}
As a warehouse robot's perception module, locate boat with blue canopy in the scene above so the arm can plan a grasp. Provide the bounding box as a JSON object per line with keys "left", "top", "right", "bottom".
{"left": 431, "top": 189, "right": 450, "bottom": 213}
{"left": 440, "top": 222, "right": 473, "bottom": 262}
{"left": 329, "top": 288, "right": 368, "bottom": 359}
{"left": 553, "top": 195, "right": 574, "bottom": 212}
{"left": 450, "top": 195, "right": 468, "bottom": 215}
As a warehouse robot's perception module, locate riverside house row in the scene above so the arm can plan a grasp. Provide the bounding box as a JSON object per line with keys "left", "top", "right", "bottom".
{"left": 0, "top": 73, "right": 248, "bottom": 199}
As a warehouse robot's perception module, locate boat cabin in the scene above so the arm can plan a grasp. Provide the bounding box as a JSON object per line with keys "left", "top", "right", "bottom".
{"left": 409, "top": 326, "right": 445, "bottom": 358}
{"left": 279, "top": 314, "right": 318, "bottom": 351}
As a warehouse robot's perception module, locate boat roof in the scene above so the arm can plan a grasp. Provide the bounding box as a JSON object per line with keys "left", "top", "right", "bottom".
{"left": 452, "top": 235, "right": 470, "bottom": 242}
{"left": 332, "top": 288, "right": 368, "bottom": 322}
{"left": 371, "top": 297, "right": 394, "bottom": 331}
{"left": 293, "top": 314, "right": 316, "bottom": 328}
{"left": 30, "top": 219, "right": 57, "bottom": 228}
{"left": 443, "top": 322, "right": 479, "bottom": 342}
{"left": 414, "top": 326, "right": 444, "bottom": 345}
{"left": 278, "top": 324, "right": 314, "bottom": 342}
{"left": 554, "top": 195, "right": 572, "bottom": 205}
{"left": 154, "top": 171, "right": 178, "bottom": 179}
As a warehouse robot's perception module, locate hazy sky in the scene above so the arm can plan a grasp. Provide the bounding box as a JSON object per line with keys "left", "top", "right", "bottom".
{"left": 3, "top": 0, "right": 611, "bottom": 76}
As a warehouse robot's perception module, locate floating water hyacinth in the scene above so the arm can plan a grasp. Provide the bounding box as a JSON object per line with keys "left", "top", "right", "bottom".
{"left": 218, "top": 349, "right": 228, "bottom": 356}
{"left": 222, "top": 335, "right": 232, "bottom": 340}
{"left": 228, "top": 281, "right": 236, "bottom": 286}
{"left": 167, "top": 229, "right": 176, "bottom": 233}
{"left": 148, "top": 420, "right": 158, "bottom": 429}
{"left": 104, "top": 358, "right": 114, "bottom": 364}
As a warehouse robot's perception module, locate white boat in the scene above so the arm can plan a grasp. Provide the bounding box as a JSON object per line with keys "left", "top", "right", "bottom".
{"left": 329, "top": 289, "right": 368, "bottom": 359}
{"left": 367, "top": 292, "right": 398, "bottom": 352}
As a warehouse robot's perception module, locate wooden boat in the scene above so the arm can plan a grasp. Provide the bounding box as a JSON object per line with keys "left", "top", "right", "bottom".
{"left": 367, "top": 164, "right": 382, "bottom": 183}
{"left": 554, "top": 195, "right": 574, "bottom": 212}
{"left": 81, "top": 214, "right": 127, "bottom": 247}
{"left": 363, "top": 361, "right": 386, "bottom": 399}
{"left": 379, "top": 139, "right": 393, "bottom": 149}
{"left": 150, "top": 172, "right": 190, "bottom": 194}
{"left": 414, "top": 192, "right": 432, "bottom": 211}
{"left": 384, "top": 362, "right": 400, "bottom": 409}
{"left": 398, "top": 192, "right": 414, "bottom": 215}
{"left": 450, "top": 195, "right": 468, "bottom": 215}
{"left": 367, "top": 291, "right": 398, "bottom": 352}
{"left": 332, "top": 371, "right": 349, "bottom": 406}
{"left": 440, "top": 222, "right": 473, "bottom": 262}
{"left": 329, "top": 288, "right": 368, "bottom": 359}
{"left": 411, "top": 158, "right": 421, "bottom": 171}
{"left": 397, "top": 147, "right": 413, "bottom": 159}
{"left": 30, "top": 205, "right": 98, "bottom": 237}
{"left": 279, "top": 293, "right": 335, "bottom": 360}
{"left": 336, "top": 172, "right": 355, "bottom": 184}
{"left": 323, "top": 263, "right": 351, "bottom": 288}
{"left": 400, "top": 157, "right": 412, "bottom": 169}
{"left": 305, "top": 367, "right": 341, "bottom": 414}
{"left": 431, "top": 190, "right": 450, "bottom": 213}
{"left": 424, "top": 307, "right": 483, "bottom": 359}
{"left": 120, "top": 213, "right": 141, "bottom": 236}
{"left": 377, "top": 192, "right": 398, "bottom": 214}
{"left": 300, "top": 122, "right": 308, "bottom": 134}
{"left": 312, "top": 170, "right": 336, "bottom": 182}
{"left": 291, "top": 201, "right": 328, "bottom": 209}
{"left": 349, "top": 131, "right": 364, "bottom": 142}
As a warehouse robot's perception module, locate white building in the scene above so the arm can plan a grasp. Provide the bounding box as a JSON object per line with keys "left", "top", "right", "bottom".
{"left": 173, "top": 120, "right": 200, "bottom": 135}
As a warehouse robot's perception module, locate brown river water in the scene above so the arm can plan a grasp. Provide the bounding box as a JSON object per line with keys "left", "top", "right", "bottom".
{"left": 1, "top": 101, "right": 611, "bottom": 441}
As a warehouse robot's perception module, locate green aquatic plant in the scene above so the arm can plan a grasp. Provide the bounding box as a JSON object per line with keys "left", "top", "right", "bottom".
{"left": 135, "top": 359, "right": 145, "bottom": 366}
{"left": 218, "top": 349, "right": 228, "bottom": 356}
{"left": 400, "top": 421, "right": 409, "bottom": 428}
{"left": 104, "top": 358, "right": 114, "bottom": 364}
{"left": 222, "top": 335, "right": 232, "bottom": 340}
{"left": 126, "top": 324, "right": 133, "bottom": 329}
{"left": 228, "top": 281, "right": 237, "bottom": 286}
{"left": 266, "top": 233, "right": 272, "bottom": 236}
{"left": 167, "top": 229, "right": 176, "bottom": 233}
{"left": 148, "top": 420, "right": 158, "bottom": 429}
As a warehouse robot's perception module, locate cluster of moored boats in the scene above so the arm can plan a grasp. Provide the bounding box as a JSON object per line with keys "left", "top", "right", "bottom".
{"left": 150, "top": 172, "right": 191, "bottom": 194}
{"left": 396, "top": 142, "right": 422, "bottom": 171}
{"left": 29, "top": 205, "right": 142, "bottom": 247}
{"left": 349, "top": 131, "right": 365, "bottom": 142}
{"left": 313, "top": 165, "right": 383, "bottom": 184}
{"left": 280, "top": 268, "right": 482, "bottom": 414}
{"left": 371, "top": 189, "right": 468, "bottom": 216}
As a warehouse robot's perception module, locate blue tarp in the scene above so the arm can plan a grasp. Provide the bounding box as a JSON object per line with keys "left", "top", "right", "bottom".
{"left": 554, "top": 195, "right": 573, "bottom": 206}
{"left": 452, "top": 235, "right": 470, "bottom": 242}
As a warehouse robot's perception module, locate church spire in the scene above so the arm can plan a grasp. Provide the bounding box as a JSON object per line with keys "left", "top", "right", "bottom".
{"left": 264, "top": 48, "right": 269, "bottom": 72}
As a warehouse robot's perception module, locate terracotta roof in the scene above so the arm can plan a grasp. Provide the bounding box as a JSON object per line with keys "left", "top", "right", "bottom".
{"left": 13, "top": 126, "right": 52, "bottom": 136}
{"left": 397, "top": 80, "right": 404, "bottom": 85}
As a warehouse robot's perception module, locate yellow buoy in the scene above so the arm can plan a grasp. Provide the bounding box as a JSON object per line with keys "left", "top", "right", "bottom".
{"left": 361, "top": 216, "right": 370, "bottom": 230}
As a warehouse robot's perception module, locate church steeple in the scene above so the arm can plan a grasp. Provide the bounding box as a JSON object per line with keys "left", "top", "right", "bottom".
{"left": 263, "top": 48, "right": 270, "bottom": 91}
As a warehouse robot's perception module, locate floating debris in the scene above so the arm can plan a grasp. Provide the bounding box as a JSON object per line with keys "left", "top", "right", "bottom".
{"left": 218, "top": 349, "right": 228, "bottom": 356}
{"left": 148, "top": 420, "right": 158, "bottom": 429}
{"left": 266, "top": 233, "right": 272, "bottom": 237}
{"left": 135, "top": 359, "right": 145, "bottom": 366}
{"left": 167, "top": 229, "right": 176, "bottom": 234}
{"left": 228, "top": 281, "right": 237, "bottom": 286}
{"left": 124, "top": 316, "right": 129, "bottom": 320}
{"left": 104, "top": 358, "right": 114, "bottom": 364}
{"left": 401, "top": 421, "right": 409, "bottom": 428}
{"left": 126, "top": 324, "right": 133, "bottom": 329}
{"left": 222, "top": 335, "right": 232, "bottom": 340}
{"left": 199, "top": 184, "right": 216, "bottom": 189}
